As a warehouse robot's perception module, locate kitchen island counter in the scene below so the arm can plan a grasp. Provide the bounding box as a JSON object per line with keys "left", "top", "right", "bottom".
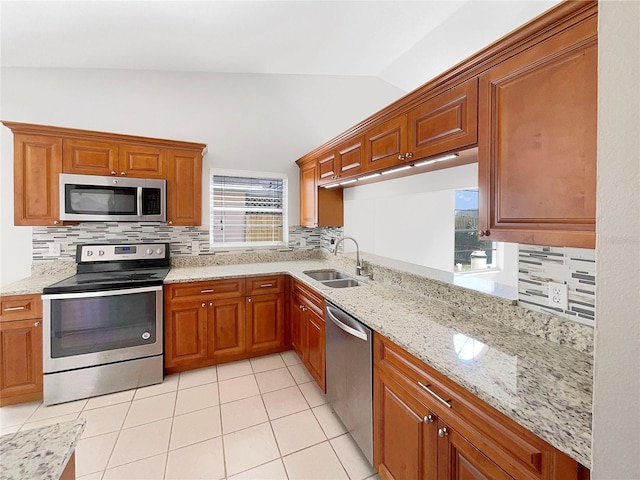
{"left": 0, "top": 418, "right": 85, "bottom": 480}
{"left": 167, "top": 259, "right": 593, "bottom": 468}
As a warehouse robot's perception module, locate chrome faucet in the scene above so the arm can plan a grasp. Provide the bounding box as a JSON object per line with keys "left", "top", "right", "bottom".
{"left": 334, "top": 236, "right": 364, "bottom": 276}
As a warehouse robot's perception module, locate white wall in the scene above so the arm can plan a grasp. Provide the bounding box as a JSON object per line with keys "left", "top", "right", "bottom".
{"left": 0, "top": 68, "right": 404, "bottom": 285}
{"left": 591, "top": 0, "right": 640, "bottom": 477}
{"left": 343, "top": 163, "right": 477, "bottom": 272}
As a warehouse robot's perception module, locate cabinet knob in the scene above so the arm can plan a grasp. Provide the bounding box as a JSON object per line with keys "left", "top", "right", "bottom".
{"left": 120, "top": 171, "right": 126, "bottom": 176}
{"left": 248, "top": 298, "right": 252, "bottom": 303}
{"left": 201, "top": 302, "right": 206, "bottom": 307}
{"left": 478, "top": 230, "right": 490, "bottom": 237}
{"left": 209, "top": 302, "right": 213, "bottom": 307}
{"left": 111, "top": 171, "right": 116, "bottom": 176}
{"left": 405, "top": 152, "right": 413, "bottom": 158}
{"left": 438, "top": 428, "right": 449, "bottom": 438}
{"left": 423, "top": 414, "right": 434, "bottom": 424}
{"left": 53, "top": 220, "right": 59, "bottom": 225}
{"left": 34, "top": 321, "right": 41, "bottom": 327}
{"left": 397, "top": 154, "right": 405, "bottom": 160}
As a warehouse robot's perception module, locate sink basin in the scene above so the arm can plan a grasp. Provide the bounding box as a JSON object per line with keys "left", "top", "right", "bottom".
{"left": 320, "top": 278, "right": 365, "bottom": 288}
{"left": 303, "top": 269, "right": 352, "bottom": 281}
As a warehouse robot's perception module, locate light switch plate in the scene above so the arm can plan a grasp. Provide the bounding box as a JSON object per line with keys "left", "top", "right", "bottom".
{"left": 48, "top": 243, "right": 61, "bottom": 257}
{"left": 548, "top": 281, "right": 568, "bottom": 310}
{"left": 191, "top": 240, "right": 200, "bottom": 255}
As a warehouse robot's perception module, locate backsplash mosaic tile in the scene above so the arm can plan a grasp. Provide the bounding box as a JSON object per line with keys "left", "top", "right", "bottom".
{"left": 518, "top": 244, "right": 596, "bottom": 326}
{"left": 32, "top": 224, "right": 343, "bottom": 261}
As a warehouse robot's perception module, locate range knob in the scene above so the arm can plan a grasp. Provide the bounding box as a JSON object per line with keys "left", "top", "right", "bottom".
{"left": 86, "top": 250, "right": 93, "bottom": 257}
{"left": 98, "top": 250, "right": 105, "bottom": 256}
{"left": 156, "top": 248, "right": 163, "bottom": 255}
{"left": 146, "top": 248, "right": 153, "bottom": 255}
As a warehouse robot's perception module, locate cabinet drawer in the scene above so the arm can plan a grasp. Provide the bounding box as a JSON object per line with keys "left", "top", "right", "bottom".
{"left": 375, "top": 333, "right": 574, "bottom": 480}
{"left": 165, "top": 279, "right": 245, "bottom": 303}
{"left": 246, "top": 275, "right": 284, "bottom": 296}
{"left": 292, "top": 279, "right": 324, "bottom": 316}
{"left": 0, "top": 295, "right": 42, "bottom": 322}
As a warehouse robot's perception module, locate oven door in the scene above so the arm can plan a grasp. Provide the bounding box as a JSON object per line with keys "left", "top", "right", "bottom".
{"left": 42, "top": 285, "right": 163, "bottom": 373}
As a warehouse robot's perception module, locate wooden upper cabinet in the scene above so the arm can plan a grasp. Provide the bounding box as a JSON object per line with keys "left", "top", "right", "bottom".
{"left": 299, "top": 160, "right": 319, "bottom": 227}
{"left": 317, "top": 135, "right": 364, "bottom": 186}
{"left": 62, "top": 138, "right": 119, "bottom": 176}
{"left": 13, "top": 134, "right": 63, "bottom": 226}
{"left": 317, "top": 151, "right": 338, "bottom": 185}
{"left": 478, "top": 14, "right": 597, "bottom": 248}
{"left": 364, "top": 115, "right": 408, "bottom": 171}
{"left": 118, "top": 144, "right": 167, "bottom": 178}
{"left": 166, "top": 149, "right": 203, "bottom": 226}
{"left": 408, "top": 78, "right": 478, "bottom": 161}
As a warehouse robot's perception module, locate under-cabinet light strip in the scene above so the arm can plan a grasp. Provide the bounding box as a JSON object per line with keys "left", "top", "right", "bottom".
{"left": 380, "top": 165, "right": 412, "bottom": 175}
{"left": 412, "top": 153, "right": 458, "bottom": 167}
{"left": 357, "top": 173, "right": 381, "bottom": 181}
{"left": 324, "top": 183, "right": 341, "bottom": 189}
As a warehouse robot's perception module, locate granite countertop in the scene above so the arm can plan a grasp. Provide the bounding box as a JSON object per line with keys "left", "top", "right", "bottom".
{"left": 167, "top": 260, "right": 593, "bottom": 468}
{"left": 0, "top": 419, "right": 85, "bottom": 480}
{"left": 1, "top": 258, "right": 592, "bottom": 467}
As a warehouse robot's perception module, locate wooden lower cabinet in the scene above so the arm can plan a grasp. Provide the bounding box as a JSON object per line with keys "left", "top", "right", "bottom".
{"left": 290, "top": 280, "right": 326, "bottom": 392}
{"left": 374, "top": 333, "right": 586, "bottom": 480}
{"left": 0, "top": 294, "right": 43, "bottom": 406}
{"left": 164, "top": 276, "right": 286, "bottom": 374}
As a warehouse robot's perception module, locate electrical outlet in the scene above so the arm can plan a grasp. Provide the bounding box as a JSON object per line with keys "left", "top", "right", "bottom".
{"left": 548, "top": 282, "right": 568, "bottom": 310}
{"left": 48, "top": 243, "right": 61, "bottom": 257}
{"left": 191, "top": 240, "right": 200, "bottom": 255}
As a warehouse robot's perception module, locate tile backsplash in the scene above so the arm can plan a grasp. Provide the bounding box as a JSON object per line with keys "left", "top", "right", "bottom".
{"left": 518, "top": 244, "right": 596, "bottom": 326}
{"left": 32, "top": 224, "right": 342, "bottom": 260}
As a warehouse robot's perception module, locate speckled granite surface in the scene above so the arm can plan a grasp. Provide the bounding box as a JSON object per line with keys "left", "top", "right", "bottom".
{"left": 0, "top": 418, "right": 85, "bottom": 480}
{"left": 167, "top": 259, "right": 593, "bottom": 468}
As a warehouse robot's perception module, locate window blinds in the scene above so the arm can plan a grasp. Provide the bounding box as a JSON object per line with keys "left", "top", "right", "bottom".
{"left": 210, "top": 174, "right": 285, "bottom": 246}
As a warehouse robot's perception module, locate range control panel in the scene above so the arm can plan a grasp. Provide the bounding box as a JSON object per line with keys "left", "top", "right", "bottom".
{"left": 78, "top": 243, "right": 169, "bottom": 263}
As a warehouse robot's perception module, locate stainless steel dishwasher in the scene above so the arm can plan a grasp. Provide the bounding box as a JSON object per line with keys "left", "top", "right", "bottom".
{"left": 325, "top": 302, "right": 373, "bottom": 464}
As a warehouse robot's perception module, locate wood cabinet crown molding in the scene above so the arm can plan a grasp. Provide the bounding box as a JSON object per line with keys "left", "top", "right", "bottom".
{"left": 295, "top": 0, "right": 596, "bottom": 165}
{"left": 2, "top": 121, "right": 207, "bottom": 155}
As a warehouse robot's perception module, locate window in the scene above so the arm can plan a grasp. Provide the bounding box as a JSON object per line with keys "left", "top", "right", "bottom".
{"left": 210, "top": 170, "right": 288, "bottom": 248}
{"left": 454, "top": 188, "right": 496, "bottom": 271}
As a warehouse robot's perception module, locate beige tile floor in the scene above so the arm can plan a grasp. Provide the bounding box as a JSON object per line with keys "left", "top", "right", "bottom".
{"left": 0, "top": 351, "right": 381, "bottom": 480}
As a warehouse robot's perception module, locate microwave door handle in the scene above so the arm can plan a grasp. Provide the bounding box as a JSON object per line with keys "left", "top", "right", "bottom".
{"left": 137, "top": 187, "right": 143, "bottom": 217}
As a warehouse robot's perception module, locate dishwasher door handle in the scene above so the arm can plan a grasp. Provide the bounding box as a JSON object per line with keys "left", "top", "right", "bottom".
{"left": 326, "top": 305, "right": 368, "bottom": 341}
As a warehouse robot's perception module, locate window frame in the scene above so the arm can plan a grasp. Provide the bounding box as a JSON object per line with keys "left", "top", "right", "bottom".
{"left": 209, "top": 168, "right": 289, "bottom": 249}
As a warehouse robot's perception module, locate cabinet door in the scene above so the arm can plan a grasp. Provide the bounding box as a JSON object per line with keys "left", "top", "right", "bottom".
{"left": 207, "top": 298, "right": 246, "bottom": 362}
{"left": 305, "top": 309, "right": 326, "bottom": 392}
{"left": 364, "top": 116, "right": 407, "bottom": 172}
{"left": 164, "top": 303, "right": 208, "bottom": 369}
{"left": 0, "top": 319, "right": 43, "bottom": 406}
{"left": 13, "top": 134, "right": 63, "bottom": 226}
{"left": 62, "top": 138, "right": 119, "bottom": 176}
{"left": 374, "top": 370, "right": 437, "bottom": 480}
{"left": 246, "top": 293, "right": 285, "bottom": 354}
{"left": 290, "top": 293, "right": 307, "bottom": 361}
{"left": 166, "top": 149, "right": 203, "bottom": 226}
{"left": 437, "top": 419, "right": 513, "bottom": 480}
{"left": 118, "top": 144, "right": 167, "bottom": 178}
{"left": 337, "top": 135, "right": 364, "bottom": 178}
{"left": 317, "top": 151, "right": 338, "bottom": 185}
{"left": 478, "top": 18, "right": 597, "bottom": 248}
{"left": 299, "top": 160, "right": 318, "bottom": 227}
{"left": 408, "top": 78, "right": 478, "bottom": 161}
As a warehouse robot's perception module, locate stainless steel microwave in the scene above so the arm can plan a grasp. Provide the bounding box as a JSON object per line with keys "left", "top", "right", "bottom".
{"left": 59, "top": 174, "right": 166, "bottom": 222}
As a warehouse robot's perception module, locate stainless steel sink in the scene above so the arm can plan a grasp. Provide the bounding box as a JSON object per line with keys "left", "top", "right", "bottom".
{"left": 320, "top": 278, "right": 365, "bottom": 288}
{"left": 303, "top": 269, "right": 351, "bottom": 281}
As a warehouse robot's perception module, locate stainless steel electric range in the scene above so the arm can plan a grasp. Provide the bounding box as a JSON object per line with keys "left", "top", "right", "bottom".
{"left": 41, "top": 243, "right": 170, "bottom": 405}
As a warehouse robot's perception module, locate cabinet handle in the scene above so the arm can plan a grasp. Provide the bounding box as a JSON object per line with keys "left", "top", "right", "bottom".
{"left": 120, "top": 171, "right": 126, "bottom": 176}
{"left": 405, "top": 152, "right": 413, "bottom": 158}
{"left": 34, "top": 321, "right": 41, "bottom": 327}
{"left": 423, "top": 414, "right": 434, "bottom": 424}
{"left": 418, "top": 381, "right": 452, "bottom": 409}
{"left": 248, "top": 298, "right": 252, "bottom": 303}
{"left": 111, "top": 171, "right": 116, "bottom": 176}
{"left": 260, "top": 284, "right": 273, "bottom": 288}
{"left": 438, "top": 428, "right": 449, "bottom": 438}
{"left": 478, "top": 230, "right": 490, "bottom": 237}
{"left": 201, "top": 302, "right": 206, "bottom": 307}
{"left": 201, "top": 289, "right": 215, "bottom": 293}
{"left": 397, "top": 154, "right": 405, "bottom": 160}
{"left": 4, "top": 306, "right": 26, "bottom": 311}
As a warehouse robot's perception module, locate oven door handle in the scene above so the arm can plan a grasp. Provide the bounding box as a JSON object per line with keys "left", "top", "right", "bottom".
{"left": 42, "top": 285, "right": 162, "bottom": 300}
